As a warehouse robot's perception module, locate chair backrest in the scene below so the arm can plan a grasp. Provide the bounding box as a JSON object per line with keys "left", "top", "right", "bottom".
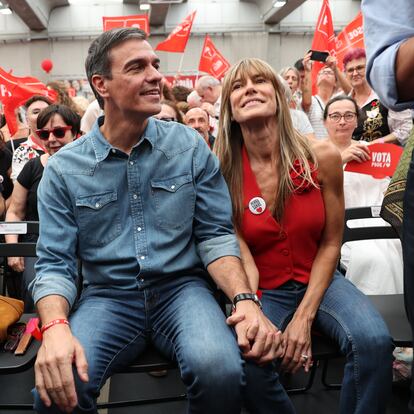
{"left": 342, "top": 206, "right": 398, "bottom": 244}
{"left": 0, "top": 221, "right": 39, "bottom": 257}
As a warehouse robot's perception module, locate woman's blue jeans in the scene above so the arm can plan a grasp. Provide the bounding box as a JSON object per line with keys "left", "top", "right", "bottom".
{"left": 33, "top": 275, "right": 245, "bottom": 414}
{"left": 244, "top": 272, "right": 394, "bottom": 414}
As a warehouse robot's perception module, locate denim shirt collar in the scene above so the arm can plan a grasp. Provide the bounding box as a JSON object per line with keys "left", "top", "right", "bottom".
{"left": 90, "top": 116, "right": 157, "bottom": 162}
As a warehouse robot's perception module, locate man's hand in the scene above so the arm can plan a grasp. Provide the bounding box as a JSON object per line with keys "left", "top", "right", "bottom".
{"left": 7, "top": 256, "right": 25, "bottom": 272}
{"left": 281, "top": 317, "right": 313, "bottom": 374}
{"left": 303, "top": 52, "right": 313, "bottom": 72}
{"left": 35, "top": 325, "right": 88, "bottom": 413}
{"left": 227, "top": 300, "right": 284, "bottom": 365}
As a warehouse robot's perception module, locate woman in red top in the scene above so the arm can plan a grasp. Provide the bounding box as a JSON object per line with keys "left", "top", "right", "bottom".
{"left": 215, "top": 58, "right": 393, "bottom": 414}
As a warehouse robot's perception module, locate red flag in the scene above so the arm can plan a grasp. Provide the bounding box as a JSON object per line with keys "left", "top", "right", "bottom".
{"left": 345, "top": 143, "right": 403, "bottom": 179}
{"left": 198, "top": 35, "right": 230, "bottom": 79}
{"left": 310, "top": 0, "right": 335, "bottom": 94}
{"left": 102, "top": 15, "right": 150, "bottom": 35}
{"left": 155, "top": 11, "right": 196, "bottom": 53}
{"left": 335, "top": 12, "right": 365, "bottom": 70}
{"left": 0, "top": 67, "right": 56, "bottom": 136}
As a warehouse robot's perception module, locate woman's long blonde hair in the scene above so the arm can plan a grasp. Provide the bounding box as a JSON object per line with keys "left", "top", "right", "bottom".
{"left": 214, "top": 58, "right": 317, "bottom": 230}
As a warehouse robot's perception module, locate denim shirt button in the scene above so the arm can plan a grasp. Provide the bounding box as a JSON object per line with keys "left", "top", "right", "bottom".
{"left": 171, "top": 185, "right": 176, "bottom": 190}
{"left": 129, "top": 161, "right": 134, "bottom": 166}
{"left": 140, "top": 255, "right": 145, "bottom": 260}
{"left": 111, "top": 149, "right": 116, "bottom": 154}
{"left": 137, "top": 227, "right": 142, "bottom": 232}
{"left": 133, "top": 194, "right": 138, "bottom": 199}
{"left": 95, "top": 203, "right": 100, "bottom": 208}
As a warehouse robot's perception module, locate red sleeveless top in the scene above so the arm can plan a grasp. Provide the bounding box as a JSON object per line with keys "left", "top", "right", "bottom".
{"left": 241, "top": 146, "right": 325, "bottom": 290}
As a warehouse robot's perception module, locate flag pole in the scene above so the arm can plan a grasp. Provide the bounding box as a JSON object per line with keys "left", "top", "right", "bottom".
{"left": 177, "top": 52, "right": 185, "bottom": 80}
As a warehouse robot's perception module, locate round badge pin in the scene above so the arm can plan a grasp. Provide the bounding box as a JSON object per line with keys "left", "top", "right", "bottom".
{"left": 249, "top": 197, "right": 266, "bottom": 215}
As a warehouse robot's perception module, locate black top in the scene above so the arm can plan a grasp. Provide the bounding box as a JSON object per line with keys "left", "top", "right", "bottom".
{"left": 17, "top": 156, "right": 44, "bottom": 223}
{"left": 353, "top": 99, "right": 391, "bottom": 142}
{"left": 5, "top": 137, "right": 27, "bottom": 154}
{"left": 0, "top": 147, "right": 13, "bottom": 199}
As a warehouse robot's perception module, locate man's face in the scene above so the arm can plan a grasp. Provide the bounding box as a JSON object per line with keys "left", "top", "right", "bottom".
{"left": 185, "top": 108, "right": 209, "bottom": 140}
{"left": 197, "top": 85, "right": 220, "bottom": 105}
{"left": 97, "top": 39, "right": 163, "bottom": 119}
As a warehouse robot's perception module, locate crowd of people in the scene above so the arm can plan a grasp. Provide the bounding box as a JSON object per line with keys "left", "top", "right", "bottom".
{"left": 0, "top": 8, "right": 412, "bottom": 413}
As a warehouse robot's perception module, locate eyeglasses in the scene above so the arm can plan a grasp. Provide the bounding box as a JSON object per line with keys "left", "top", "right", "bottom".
{"left": 36, "top": 126, "right": 72, "bottom": 140}
{"left": 328, "top": 112, "right": 357, "bottom": 123}
{"left": 346, "top": 65, "right": 366, "bottom": 75}
{"left": 319, "top": 70, "right": 334, "bottom": 76}
{"left": 159, "top": 117, "right": 176, "bottom": 122}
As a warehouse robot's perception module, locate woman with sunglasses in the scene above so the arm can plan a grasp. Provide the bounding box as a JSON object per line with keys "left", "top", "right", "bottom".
{"left": 324, "top": 95, "right": 403, "bottom": 295}
{"left": 343, "top": 48, "right": 412, "bottom": 145}
{"left": 214, "top": 58, "right": 393, "bottom": 413}
{"left": 5, "top": 104, "right": 80, "bottom": 311}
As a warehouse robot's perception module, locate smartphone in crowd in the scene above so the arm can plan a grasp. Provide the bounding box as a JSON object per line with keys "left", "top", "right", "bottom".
{"left": 308, "top": 50, "right": 329, "bottom": 62}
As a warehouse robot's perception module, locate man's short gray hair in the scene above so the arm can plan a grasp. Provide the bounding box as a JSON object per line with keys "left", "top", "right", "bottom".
{"left": 85, "top": 28, "right": 147, "bottom": 109}
{"left": 196, "top": 75, "right": 221, "bottom": 91}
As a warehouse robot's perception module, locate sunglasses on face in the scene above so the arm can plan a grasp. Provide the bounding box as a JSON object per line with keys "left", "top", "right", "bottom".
{"left": 36, "top": 126, "right": 72, "bottom": 140}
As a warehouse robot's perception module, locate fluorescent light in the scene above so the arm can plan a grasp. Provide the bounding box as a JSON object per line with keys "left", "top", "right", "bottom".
{"left": 0, "top": 7, "right": 12, "bottom": 14}
{"left": 140, "top": 3, "right": 151, "bottom": 10}
{"left": 273, "top": 0, "right": 287, "bottom": 7}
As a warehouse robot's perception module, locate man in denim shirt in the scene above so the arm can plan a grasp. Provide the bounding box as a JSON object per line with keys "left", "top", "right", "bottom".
{"left": 29, "top": 28, "right": 285, "bottom": 413}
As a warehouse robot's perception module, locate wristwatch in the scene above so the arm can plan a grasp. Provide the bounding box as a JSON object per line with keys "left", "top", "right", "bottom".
{"left": 232, "top": 293, "right": 262, "bottom": 310}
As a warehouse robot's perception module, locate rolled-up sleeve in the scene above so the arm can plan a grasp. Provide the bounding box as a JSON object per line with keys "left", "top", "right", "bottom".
{"left": 192, "top": 135, "right": 241, "bottom": 266}
{"left": 363, "top": 0, "right": 414, "bottom": 110}
{"left": 388, "top": 109, "right": 413, "bottom": 146}
{"left": 29, "top": 158, "right": 79, "bottom": 308}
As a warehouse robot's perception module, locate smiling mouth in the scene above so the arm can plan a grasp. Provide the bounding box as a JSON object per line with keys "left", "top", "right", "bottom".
{"left": 242, "top": 99, "right": 263, "bottom": 108}
{"left": 141, "top": 89, "right": 160, "bottom": 96}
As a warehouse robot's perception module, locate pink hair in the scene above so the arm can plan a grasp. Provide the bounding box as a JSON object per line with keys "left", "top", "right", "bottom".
{"left": 343, "top": 48, "right": 366, "bottom": 68}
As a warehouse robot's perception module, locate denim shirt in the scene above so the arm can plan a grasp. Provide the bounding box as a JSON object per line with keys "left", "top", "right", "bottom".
{"left": 30, "top": 117, "right": 240, "bottom": 308}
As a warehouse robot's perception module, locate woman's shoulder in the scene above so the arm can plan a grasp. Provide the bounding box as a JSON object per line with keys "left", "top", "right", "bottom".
{"left": 310, "top": 139, "right": 342, "bottom": 176}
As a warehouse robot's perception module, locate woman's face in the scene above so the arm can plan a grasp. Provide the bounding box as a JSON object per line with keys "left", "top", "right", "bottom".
{"left": 26, "top": 100, "right": 50, "bottom": 135}
{"left": 345, "top": 57, "right": 367, "bottom": 89}
{"left": 153, "top": 104, "right": 177, "bottom": 122}
{"left": 38, "top": 114, "right": 75, "bottom": 155}
{"left": 324, "top": 100, "right": 358, "bottom": 143}
{"left": 283, "top": 69, "right": 299, "bottom": 92}
{"left": 229, "top": 73, "right": 277, "bottom": 125}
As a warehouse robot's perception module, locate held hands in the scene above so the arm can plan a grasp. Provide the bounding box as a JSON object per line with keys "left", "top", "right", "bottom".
{"left": 7, "top": 256, "right": 25, "bottom": 272}
{"left": 35, "top": 325, "right": 88, "bottom": 413}
{"left": 281, "top": 317, "right": 313, "bottom": 374}
{"left": 227, "top": 300, "right": 285, "bottom": 365}
{"left": 341, "top": 143, "right": 371, "bottom": 164}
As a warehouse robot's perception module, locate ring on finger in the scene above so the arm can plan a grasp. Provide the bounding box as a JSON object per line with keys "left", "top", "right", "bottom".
{"left": 301, "top": 354, "right": 309, "bottom": 361}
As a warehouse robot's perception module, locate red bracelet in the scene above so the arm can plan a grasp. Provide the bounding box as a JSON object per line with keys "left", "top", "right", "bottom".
{"left": 40, "top": 319, "right": 70, "bottom": 334}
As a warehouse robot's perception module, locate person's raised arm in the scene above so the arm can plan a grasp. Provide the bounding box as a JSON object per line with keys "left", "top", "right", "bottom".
{"left": 281, "top": 141, "right": 344, "bottom": 374}
{"left": 301, "top": 52, "right": 313, "bottom": 113}
{"left": 325, "top": 55, "right": 352, "bottom": 95}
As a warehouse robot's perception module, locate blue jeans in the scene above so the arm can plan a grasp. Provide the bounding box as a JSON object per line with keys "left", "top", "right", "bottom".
{"left": 33, "top": 275, "right": 245, "bottom": 414}
{"left": 403, "top": 149, "right": 414, "bottom": 414}
{"left": 244, "top": 272, "right": 394, "bottom": 414}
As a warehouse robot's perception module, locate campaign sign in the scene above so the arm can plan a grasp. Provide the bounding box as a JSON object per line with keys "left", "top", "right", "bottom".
{"left": 344, "top": 143, "right": 403, "bottom": 178}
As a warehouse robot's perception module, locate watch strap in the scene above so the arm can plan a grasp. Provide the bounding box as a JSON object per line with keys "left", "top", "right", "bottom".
{"left": 232, "top": 293, "right": 262, "bottom": 309}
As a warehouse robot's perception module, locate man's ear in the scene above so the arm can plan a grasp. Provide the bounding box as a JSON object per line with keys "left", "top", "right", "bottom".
{"left": 91, "top": 74, "right": 110, "bottom": 101}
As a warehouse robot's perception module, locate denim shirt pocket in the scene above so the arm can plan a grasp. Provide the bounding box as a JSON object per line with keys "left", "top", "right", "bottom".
{"left": 150, "top": 173, "right": 195, "bottom": 229}
{"left": 75, "top": 190, "right": 122, "bottom": 246}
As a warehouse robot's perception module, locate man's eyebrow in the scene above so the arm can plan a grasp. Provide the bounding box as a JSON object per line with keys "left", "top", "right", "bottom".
{"left": 124, "top": 57, "right": 160, "bottom": 69}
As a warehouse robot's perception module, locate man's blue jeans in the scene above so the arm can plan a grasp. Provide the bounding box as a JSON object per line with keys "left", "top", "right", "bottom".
{"left": 244, "top": 272, "right": 394, "bottom": 414}
{"left": 33, "top": 275, "right": 245, "bottom": 413}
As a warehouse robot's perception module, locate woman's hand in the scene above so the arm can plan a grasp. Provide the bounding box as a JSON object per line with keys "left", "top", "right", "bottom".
{"left": 341, "top": 143, "right": 371, "bottom": 164}
{"left": 8, "top": 256, "right": 25, "bottom": 272}
{"left": 303, "top": 52, "right": 312, "bottom": 72}
{"left": 281, "top": 316, "right": 313, "bottom": 373}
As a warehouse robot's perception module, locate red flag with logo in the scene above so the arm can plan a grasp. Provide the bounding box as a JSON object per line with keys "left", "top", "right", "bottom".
{"left": 310, "top": 0, "right": 335, "bottom": 94}
{"left": 335, "top": 12, "right": 365, "bottom": 70}
{"left": 102, "top": 15, "right": 150, "bottom": 35}
{"left": 198, "top": 35, "right": 230, "bottom": 79}
{"left": 345, "top": 143, "right": 403, "bottom": 179}
{"left": 155, "top": 11, "right": 196, "bottom": 53}
{"left": 0, "top": 67, "right": 56, "bottom": 136}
